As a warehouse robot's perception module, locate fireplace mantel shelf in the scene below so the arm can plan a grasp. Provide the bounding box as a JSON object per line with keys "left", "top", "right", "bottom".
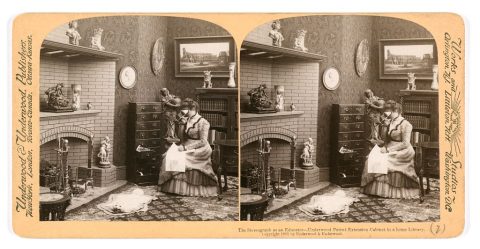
{"left": 240, "top": 111, "right": 304, "bottom": 121}
{"left": 40, "top": 110, "right": 101, "bottom": 120}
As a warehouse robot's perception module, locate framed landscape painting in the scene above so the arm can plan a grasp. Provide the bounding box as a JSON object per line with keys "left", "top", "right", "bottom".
{"left": 174, "top": 36, "right": 235, "bottom": 77}
{"left": 379, "top": 38, "right": 437, "bottom": 80}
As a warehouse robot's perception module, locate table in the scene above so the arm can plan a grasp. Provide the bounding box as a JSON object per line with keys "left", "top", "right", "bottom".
{"left": 240, "top": 194, "right": 269, "bottom": 221}
{"left": 414, "top": 142, "right": 439, "bottom": 201}
{"left": 39, "top": 192, "right": 71, "bottom": 221}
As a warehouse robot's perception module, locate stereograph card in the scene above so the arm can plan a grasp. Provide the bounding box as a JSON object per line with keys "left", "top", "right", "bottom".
{"left": 11, "top": 13, "right": 465, "bottom": 238}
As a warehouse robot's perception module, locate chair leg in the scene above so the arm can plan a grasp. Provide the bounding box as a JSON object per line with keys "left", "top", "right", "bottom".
{"left": 426, "top": 177, "right": 431, "bottom": 194}
{"left": 419, "top": 175, "right": 425, "bottom": 203}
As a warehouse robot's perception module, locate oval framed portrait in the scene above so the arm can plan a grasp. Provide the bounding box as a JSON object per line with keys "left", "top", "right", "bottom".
{"left": 119, "top": 66, "right": 137, "bottom": 89}
{"left": 323, "top": 67, "right": 340, "bottom": 90}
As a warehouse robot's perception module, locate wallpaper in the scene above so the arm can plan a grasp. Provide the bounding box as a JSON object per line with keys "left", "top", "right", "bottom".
{"left": 371, "top": 16, "right": 434, "bottom": 101}
{"left": 165, "top": 17, "right": 233, "bottom": 100}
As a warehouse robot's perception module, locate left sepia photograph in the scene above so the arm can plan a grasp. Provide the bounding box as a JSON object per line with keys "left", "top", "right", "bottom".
{"left": 38, "top": 16, "right": 239, "bottom": 221}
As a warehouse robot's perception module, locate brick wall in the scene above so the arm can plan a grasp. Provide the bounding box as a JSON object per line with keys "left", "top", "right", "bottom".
{"left": 240, "top": 58, "right": 320, "bottom": 174}
{"left": 40, "top": 56, "right": 116, "bottom": 167}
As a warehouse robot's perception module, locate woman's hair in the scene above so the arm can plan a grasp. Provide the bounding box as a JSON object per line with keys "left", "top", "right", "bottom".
{"left": 181, "top": 98, "right": 200, "bottom": 111}
{"left": 385, "top": 100, "right": 402, "bottom": 114}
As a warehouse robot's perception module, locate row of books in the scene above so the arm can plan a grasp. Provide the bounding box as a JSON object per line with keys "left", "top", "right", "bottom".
{"left": 199, "top": 99, "right": 228, "bottom": 112}
{"left": 403, "top": 101, "right": 431, "bottom": 114}
{"left": 202, "top": 112, "right": 227, "bottom": 127}
{"left": 207, "top": 130, "right": 227, "bottom": 145}
{"left": 411, "top": 131, "right": 431, "bottom": 145}
{"left": 404, "top": 115, "right": 430, "bottom": 130}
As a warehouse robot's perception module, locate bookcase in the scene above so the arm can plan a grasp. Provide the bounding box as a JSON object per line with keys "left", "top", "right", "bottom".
{"left": 399, "top": 90, "right": 439, "bottom": 143}
{"left": 195, "top": 88, "right": 238, "bottom": 142}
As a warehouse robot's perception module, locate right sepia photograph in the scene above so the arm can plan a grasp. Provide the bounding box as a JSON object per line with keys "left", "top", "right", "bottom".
{"left": 239, "top": 15, "right": 440, "bottom": 222}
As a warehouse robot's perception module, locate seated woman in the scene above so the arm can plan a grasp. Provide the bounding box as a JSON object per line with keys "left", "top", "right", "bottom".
{"left": 158, "top": 98, "right": 218, "bottom": 197}
{"left": 361, "top": 100, "right": 420, "bottom": 199}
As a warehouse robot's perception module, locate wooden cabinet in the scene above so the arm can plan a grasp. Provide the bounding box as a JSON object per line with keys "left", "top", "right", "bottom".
{"left": 399, "top": 90, "right": 439, "bottom": 142}
{"left": 330, "top": 104, "right": 367, "bottom": 187}
{"left": 127, "top": 102, "right": 164, "bottom": 185}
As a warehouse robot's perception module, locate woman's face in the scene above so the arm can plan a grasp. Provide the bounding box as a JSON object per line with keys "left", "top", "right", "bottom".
{"left": 187, "top": 108, "right": 197, "bottom": 117}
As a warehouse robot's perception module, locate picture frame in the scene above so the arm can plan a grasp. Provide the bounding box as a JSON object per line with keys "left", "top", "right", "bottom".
{"left": 379, "top": 38, "right": 437, "bottom": 80}
{"left": 119, "top": 66, "right": 137, "bottom": 89}
{"left": 174, "top": 36, "right": 236, "bottom": 78}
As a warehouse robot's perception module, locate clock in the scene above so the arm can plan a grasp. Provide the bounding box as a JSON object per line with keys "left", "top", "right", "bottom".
{"left": 323, "top": 67, "right": 340, "bottom": 90}
{"left": 119, "top": 66, "right": 137, "bottom": 89}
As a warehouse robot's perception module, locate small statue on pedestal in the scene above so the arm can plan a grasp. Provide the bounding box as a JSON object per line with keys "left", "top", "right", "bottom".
{"left": 98, "top": 136, "right": 112, "bottom": 168}
{"left": 406, "top": 72, "right": 416, "bottom": 90}
{"left": 159, "top": 88, "right": 181, "bottom": 144}
{"left": 66, "top": 20, "right": 81, "bottom": 46}
{"left": 247, "top": 84, "right": 276, "bottom": 113}
{"left": 293, "top": 29, "right": 308, "bottom": 52}
{"left": 269, "top": 20, "right": 284, "bottom": 47}
{"left": 90, "top": 28, "right": 105, "bottom": 51}
{"left": 203, "top": 71, "right": 213, "bottom": 88}
{"left": 364, "top": 89, "right": 385, "bottom": 142}
{"left": 44, "top": 83, "right": 73, "bottom": 112}
{"left": 300, "top": 138, "right": 314, "bottom": 169}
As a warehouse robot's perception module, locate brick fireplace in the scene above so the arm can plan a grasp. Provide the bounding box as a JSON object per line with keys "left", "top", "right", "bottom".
{"left": 40, "top": 39, "right": 123, "bottom": 187}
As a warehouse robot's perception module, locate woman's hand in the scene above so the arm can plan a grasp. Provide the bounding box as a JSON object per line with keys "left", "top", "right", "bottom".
{"left": 178, "top": 145, "right": 185, "bottom": 152}
{"left": 380, "top": 147, "right": 388, "bottom": 153}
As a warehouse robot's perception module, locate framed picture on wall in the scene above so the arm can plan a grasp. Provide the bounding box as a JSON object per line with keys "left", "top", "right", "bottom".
{"left": 379, "top": 38, "right": 437, "bottom": 80}
{"left": 174, "top": 36, "right": 236, "bottom": 77}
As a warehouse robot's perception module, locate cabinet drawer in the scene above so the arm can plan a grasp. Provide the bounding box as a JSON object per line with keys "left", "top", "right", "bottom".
{"left": 136, "top": 113, "right": 162, "bottom": 121}
{"left": 135, "top": 138, "right": 163, "bottom": 148}
{"left": 337, "top": 165, "right": 362, "bottom": 177}
{"left": 338, "top": 132, "right": 364, "bottom": 141}
{"left": 338, "top": 140, "right": 365, "bottom": 150}
{"left": 136, "top": 130, "right": 162, "bottom": 139}
{"left": 339, "top": 122, "right": 364, "bottom": 132}
{"left": 136, "top": 121, "right": 161, "bottom": 130}
{"left": 338, "top": 105, "right": 365, "bottom": 114}
{"left": 136, "top": 104, "right": 162, "bottom": 113}
{"left": 339, "top": 114, "right": 364, "bottom": 123}
{"left": 137, "top": 154, "right": 161, "bottom": 164}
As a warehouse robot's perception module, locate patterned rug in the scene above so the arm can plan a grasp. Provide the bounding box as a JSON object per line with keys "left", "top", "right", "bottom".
{"left": 65, "top": 177, "right": 238, "bottom": 221}
{"left": 265, "top": 179, "right": 440, "bottom": 222}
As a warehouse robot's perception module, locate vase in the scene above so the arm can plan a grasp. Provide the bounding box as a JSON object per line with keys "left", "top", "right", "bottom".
{"left": 71, "top": 84, "right": 81, "bottom": 111}
{"left": 227, "top": 62, "right": 236, "bottom": 88}
{"left": 431, "top": 64, "right": 439, "bottom": 90}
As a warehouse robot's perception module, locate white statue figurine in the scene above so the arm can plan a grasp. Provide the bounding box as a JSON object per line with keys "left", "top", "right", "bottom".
{"left": 90, "top": 28, "right": 105, "bottom": 51}
{"left": 203, "top": 71, "right": 213, "bottom": 88}
{"left": 300, "top": 138, "right": 314, "bottom": 169}
{"left": 406, "top": 72, "right": 416, "bottom": 90}
{"left": 269, "top": 20, "right": 284, "bottom": 47}
{"left": 98, "top": 136, "right": 111, "bottom": 167}
{"left": 227, "top": 62, "right": 236, "bottom": 88}
{"left": 293, "top": 29, "right": 308, "bottom": 52}
{"left": 66, "top": 20, "right": 81, "bottom": 46}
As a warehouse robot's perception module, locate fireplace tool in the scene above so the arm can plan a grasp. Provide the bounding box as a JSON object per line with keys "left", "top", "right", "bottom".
{"left": 55, "top": 137, "right": 71, "bottom": 195}
{"left": 256, "top": 137, "right": 273, "bottom": 198}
